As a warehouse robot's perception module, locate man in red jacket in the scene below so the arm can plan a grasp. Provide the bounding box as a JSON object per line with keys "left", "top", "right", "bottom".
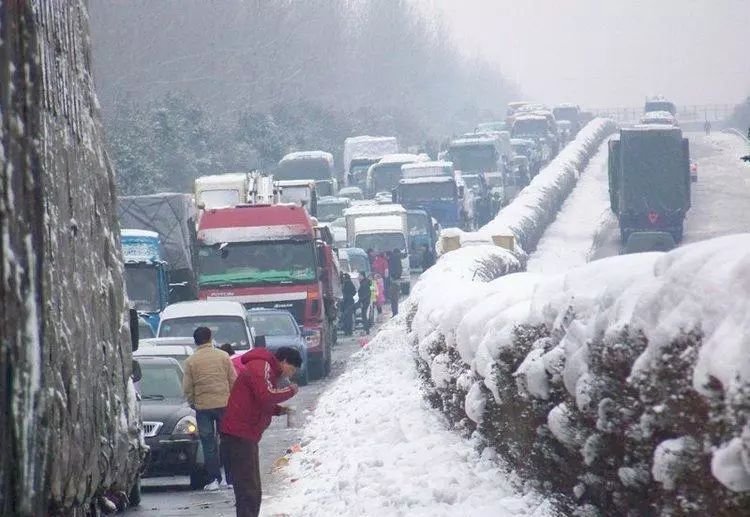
{"left": 220, "top": 346, "right": 301, "bottom": 517}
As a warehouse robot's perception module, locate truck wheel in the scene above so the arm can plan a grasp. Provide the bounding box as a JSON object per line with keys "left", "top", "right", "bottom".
{"left": 324, "top": 350, "right": 332, "bottom": 377}
{"left": 190, "top": 468, "right": 206, "bottom": 490}
{"left": 672, "top": 224, "right": 684, "bottom": 243}
{"left": 128, "top": 474, "right": 142, "bottom": 507}
{"left": 297, "top": 364, "right": 309, "bottom": 386}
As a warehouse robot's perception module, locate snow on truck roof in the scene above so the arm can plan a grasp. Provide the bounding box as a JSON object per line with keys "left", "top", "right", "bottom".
{"left": 376, "top": 153, "right": 426, "bottom": 165}
{"left": 402, "top": 160, "right": 453, "bottom": 171}
{"left": 625, "top": 124, "right": 682, "bottom": 133}
{"left": 514, "top": 114, "right": 548, "bottom": 122}
{"left": 121, "top": 229, "right": 159, "bottom": 239}
{"left": 450, "top": 135, "right": 498, "bottom": 146}
{"left": 195, "top": 173, "right": 247, "bottom": 185}
{"left": 198, "top": 204, "right": 314, "bottom": 243}
{"left": 344, "top": 203, "right": 406, "bottom": 217}
{"left": 161, "top": 300, "right": 249, "bottom": 320}
{"left": 280, "top": 151, "right": 334, "bottom": 164}
{"left": 400, "top": 176, "right": 454, "bottom": 185}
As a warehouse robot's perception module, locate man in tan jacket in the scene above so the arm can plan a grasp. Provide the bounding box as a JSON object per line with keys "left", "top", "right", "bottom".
{"left": 183, "top": 326, "right": 237, "bottom": 490}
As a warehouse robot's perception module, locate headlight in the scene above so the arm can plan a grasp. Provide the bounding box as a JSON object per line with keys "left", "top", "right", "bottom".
{"left": 304, "top": 330, "right": 322, "bottom": 349}
{"left": 173, "top": 415, "right": 198, "bottom": 436}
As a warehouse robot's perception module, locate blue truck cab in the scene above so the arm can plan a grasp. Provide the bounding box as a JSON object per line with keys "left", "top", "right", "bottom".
{"left": 121, "top": 229, "right": 170, "bottom": 332}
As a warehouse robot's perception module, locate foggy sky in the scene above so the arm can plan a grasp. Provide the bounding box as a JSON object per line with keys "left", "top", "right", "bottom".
{"left": 434, "top": 0, "right": 749, "bottom": 108}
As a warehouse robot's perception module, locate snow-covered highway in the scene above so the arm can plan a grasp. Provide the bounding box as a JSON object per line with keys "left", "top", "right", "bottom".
{"left": 529, "top": 132, "right": 750, "bottom": 266}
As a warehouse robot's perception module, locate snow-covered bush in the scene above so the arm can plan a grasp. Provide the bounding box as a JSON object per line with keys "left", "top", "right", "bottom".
{"left": 483, "top": 118, "right": 617, "bottom": 254}
{"left": 410, "top": 228, "right": 750, "bottom": 514}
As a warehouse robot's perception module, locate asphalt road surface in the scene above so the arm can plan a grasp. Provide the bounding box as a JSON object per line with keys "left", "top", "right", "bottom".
{"left": 126, "top": 305, "right": 401, "bottom": 516}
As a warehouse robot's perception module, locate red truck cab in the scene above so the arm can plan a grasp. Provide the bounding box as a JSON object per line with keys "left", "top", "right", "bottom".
{"left": 197, "top": 204, "right": 332, "bottom": 378}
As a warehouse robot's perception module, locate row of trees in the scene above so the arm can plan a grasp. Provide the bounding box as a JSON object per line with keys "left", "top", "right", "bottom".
{"left": 90, "top": 0, "right": 516, "bottom": 195}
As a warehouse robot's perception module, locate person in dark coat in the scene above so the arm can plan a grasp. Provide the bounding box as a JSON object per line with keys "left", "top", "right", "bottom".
{"left": 421, "top": 245, "right": 435, "bottom": 271}
{"left": 357, "top": 272, "right": 372, "bottom": 334}
{"left": 388, "top": 249, "right": 403, "bottom": 283}
{"left": 341, "top": 273, "right": 356, "bottom": 336}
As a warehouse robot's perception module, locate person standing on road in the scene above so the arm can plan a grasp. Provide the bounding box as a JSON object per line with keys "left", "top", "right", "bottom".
{"left": 357, "top": 271, "right": 372, "bottom": 334}
{"left": 704, "top": 120, "right": 712, "bottom": 136}
{"left": 341, "top": 273, "right": 356, "bottom": 335}
{"left": 220, "top": 347, "right": 301, "bottom": 517}
{"left": 388, "top": 248, "right": 403, "bottom": 297}
{"left": 183, "top": 327, "right": 237, "bottom": 491}
{"left": 388, "top": 276, "right": 400, "bottom": 317}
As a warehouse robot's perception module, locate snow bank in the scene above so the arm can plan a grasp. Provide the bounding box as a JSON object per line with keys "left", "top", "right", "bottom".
{"left": 407, "top": 234, "right": 750, "bottom": 513}
{"left": 265, "top": 324, "right": 552, "bottom": 517}
{"left": 482, "top": 118, "right": 617, "bottom": 254}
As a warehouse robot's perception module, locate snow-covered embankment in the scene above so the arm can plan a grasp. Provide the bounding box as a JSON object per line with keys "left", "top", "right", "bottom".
{"left": 409, "top": 121, "right": 750, "bottom": 514}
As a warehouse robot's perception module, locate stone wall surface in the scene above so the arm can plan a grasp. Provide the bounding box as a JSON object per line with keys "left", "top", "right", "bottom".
{"left": 1, "top": 2, "right": 143, "bottom": 515}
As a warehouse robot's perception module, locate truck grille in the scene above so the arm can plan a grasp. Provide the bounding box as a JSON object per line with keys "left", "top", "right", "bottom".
{"left": 244, "top": 299, "right": 307, "bottom": 325}
{"left": 142, "top": 421, "right": 163, "bottom": 438}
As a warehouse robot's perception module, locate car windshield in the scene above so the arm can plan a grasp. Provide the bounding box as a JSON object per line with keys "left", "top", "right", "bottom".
{"left": 339, "top": 189, "right": 363, "bottom": 201}
{"left": 200, "top": 189, "right": 240, "bottom": 208}
{"left": 277, "top": 159, "right": 331, "bottom": 181}
{"left": 400, "top": 181, "right": 455, "bottom": 202}
{"left": 347, "top": 253, "right": 370, "bottom": 274}
{"left": 280, "top": 186, "right": 311, "bottom": 205}
{"left": 318, "top": 201, "right": 348, "bottom": 222}
{"left": 159, "top": 316, "right": 251, "bottom": 349}
{"left": 355, "top": 233, "right": 406, "bottom": 253}
{"left": 449, "top": 145, "right": 497, "bottom": 172}
{"left": 198, "top": 241, "right": 316, "bottom": 286}
{"left": 138, "top": 318, "right": 155, "bottom": 339}
{"left": 247, "top": 313, "right": 297, "bottom": 337}
{"left": 124, "top": 265, "right": 160, "bottom": 312}
{"left": 513, "top": 119, "right": 548, "bottom": 137}
{"left": 371, "top": 164, "right": 404, "bottom": 193}
{"left": 553, "top": 107, "right": 579, "bottom": 122}
{"left": 644, "top": 101, "right": 676, "bottom": 115}
{"left": 139, "top": 361, "right": 184, "bottom": 400}
{"left": 407, "top": 213, "right": 431, "bottom": 239}
{"left": 462, "top": 176, "right": 481, "bottom": 189}
{"left": 485, "top": 173, "right": 504, "bottom": 188}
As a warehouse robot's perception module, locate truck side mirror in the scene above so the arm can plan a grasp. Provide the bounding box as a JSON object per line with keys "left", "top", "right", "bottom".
{"left": 129, "top": 308, "right": 139, "bottom": 351}
{"left": 132, "top": 359, "right": 142, "bottom": 383}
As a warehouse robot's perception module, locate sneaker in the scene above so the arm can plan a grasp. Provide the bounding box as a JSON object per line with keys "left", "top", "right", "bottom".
{"left": 203, "top": 480, "right": 220, "bottom": 491}
{"left": 220, "top": 479, "right": 232, "bottom": 488}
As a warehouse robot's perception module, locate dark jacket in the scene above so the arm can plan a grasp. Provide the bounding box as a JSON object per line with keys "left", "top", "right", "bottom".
{"left": 220, "top": 348, "right": 296, "bottom": 442}
{"left": 358, "top": 277, "right": 371, "bottom": 304}
{"left": 342, "top": 278, "right": 356, "bottom": 303}
{"left": 388, "top": 252, "right": 403, "bottom": 280}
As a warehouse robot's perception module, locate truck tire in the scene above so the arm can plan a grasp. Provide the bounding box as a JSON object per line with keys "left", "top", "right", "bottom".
{"left": 672, "top": 224, "right": 684, "bottom": 244}
{"left": 190, "top": 468, "right": 206, "bottom": 490}
{"left": 128, "top": 474, "right": 142, "bottom": 507}
{"left": 297, "top": 364, "right": 309, "bottom": 386}
{"left": 324, "top": 349, "right": 332, "bottom": 377}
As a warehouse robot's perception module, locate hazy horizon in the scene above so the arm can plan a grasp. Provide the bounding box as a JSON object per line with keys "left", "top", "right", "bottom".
{"left": 434, "top": 0, "right": 749, "bottom": 108}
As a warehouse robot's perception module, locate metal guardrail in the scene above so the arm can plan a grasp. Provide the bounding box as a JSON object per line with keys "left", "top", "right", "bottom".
{"left": 721, "top": 127, "right": 750, "bottom": 144}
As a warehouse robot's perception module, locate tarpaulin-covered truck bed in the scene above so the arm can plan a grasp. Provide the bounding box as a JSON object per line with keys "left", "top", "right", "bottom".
{"left": 118, "top": 193, "right": 198, "bottom": 299}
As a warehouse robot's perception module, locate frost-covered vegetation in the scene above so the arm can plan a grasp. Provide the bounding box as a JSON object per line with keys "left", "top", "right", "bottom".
{"left": 410, "top": 238, "right": 750, "bottom": 515}
{"left": 407, "top": 123, "right": 750, "bottom": 514}
{"left": 90, "top": 0, "right": 516, "bottom": 194}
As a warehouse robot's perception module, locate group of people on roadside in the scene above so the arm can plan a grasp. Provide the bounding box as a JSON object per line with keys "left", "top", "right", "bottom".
{"left": 182, "top": 326, "right": 301, "bottom": 517}
{"left": 339, "top": 245, "right": 436, "bottom": 336}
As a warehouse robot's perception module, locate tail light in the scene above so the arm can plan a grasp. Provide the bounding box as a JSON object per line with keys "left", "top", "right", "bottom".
{"left": 307, "top": 288, "right": 321, "bottom": 318}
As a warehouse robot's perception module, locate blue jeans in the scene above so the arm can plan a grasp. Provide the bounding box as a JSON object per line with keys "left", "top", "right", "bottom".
{"left": 196, "top": 407, "right": 227, "bottom": 483}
